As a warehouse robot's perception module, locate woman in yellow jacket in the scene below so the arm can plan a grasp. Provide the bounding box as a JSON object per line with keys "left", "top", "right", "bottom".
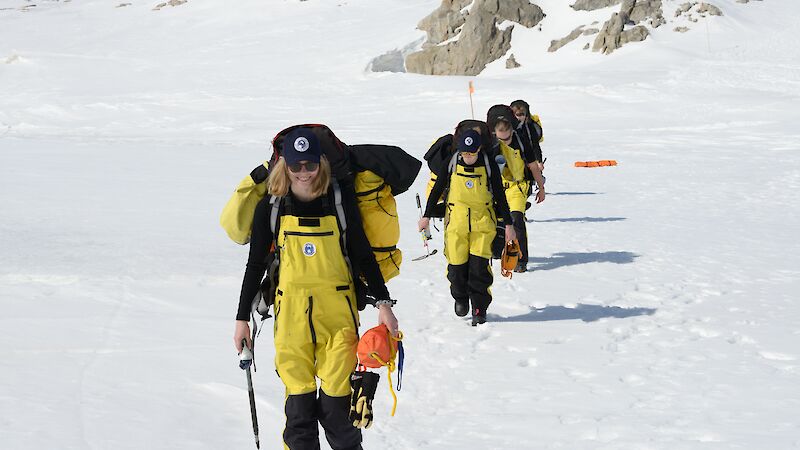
{"left": 418, "top": 129, "right": 515, "bottom": 326}
{"left": 233, "top": 128, "right": 399, "bottom": 450}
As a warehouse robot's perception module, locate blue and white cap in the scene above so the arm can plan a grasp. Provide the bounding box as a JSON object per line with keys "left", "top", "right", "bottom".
{"left": 282, "top": 128, "right": 322, "bottom": 164}
{"left": 457, "top": 129, "right": 482, "bottom": 153}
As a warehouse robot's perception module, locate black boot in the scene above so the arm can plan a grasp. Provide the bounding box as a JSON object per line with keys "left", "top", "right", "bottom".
{"left": 471, "top": 308, "right": 487, "bottom": 326}
{"left": 454, "top": 300, "right": 469, "bottom": 317}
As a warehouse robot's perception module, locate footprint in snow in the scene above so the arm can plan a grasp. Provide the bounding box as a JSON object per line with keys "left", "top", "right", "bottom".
{"left": 517, "top": 357, "right": 538, "bottom": 368}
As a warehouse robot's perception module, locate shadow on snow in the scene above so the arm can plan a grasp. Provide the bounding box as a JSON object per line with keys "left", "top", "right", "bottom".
{"left": 532, "top": 217, "right": 626, "bottom": 223}
{"left": 489, "top": 303, "right": 657, "bottom": 323}
{"left": 547, "top": 192, "right": 601, "bottom": 196}
{"left": 529, "top": 251, "right": 639, "bottom": 271}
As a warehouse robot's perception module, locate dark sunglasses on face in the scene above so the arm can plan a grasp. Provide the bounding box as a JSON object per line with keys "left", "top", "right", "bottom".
{"left": 287, "top": 161, "right": 319, "bottom": 173}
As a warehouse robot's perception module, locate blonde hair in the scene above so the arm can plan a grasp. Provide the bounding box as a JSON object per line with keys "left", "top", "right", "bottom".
{"left": 267, "top": 156, "right": 332, "bottom": 198}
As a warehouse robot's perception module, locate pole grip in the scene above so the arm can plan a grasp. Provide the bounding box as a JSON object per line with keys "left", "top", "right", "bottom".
{"left": 240, "top": 339, "right": 253, "bottom": 370}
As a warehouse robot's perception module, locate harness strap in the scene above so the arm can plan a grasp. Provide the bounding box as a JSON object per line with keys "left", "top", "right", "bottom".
{"left": 355, "top": 182, "right": 386, "bottom": 197}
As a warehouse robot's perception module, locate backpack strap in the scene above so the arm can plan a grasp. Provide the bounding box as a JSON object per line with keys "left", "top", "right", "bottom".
{"left": 330, "top": 180, "right": 356, "bottom": 286}
{"left": 269, "top": 195, "right": 281, "bottom": 236}
{"left": 483, "top": 152, "right": 492, "bottom": 193}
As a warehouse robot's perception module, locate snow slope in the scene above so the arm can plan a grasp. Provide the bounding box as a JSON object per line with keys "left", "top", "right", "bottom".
{"left": 1, "top": 0, "right": 799, "bottom": 449}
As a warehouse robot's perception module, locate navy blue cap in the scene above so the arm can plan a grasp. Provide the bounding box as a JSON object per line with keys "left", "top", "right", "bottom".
{"left": 282, "top": 128, "right": 322, "bottom": 164}
{"left": 457, "top": 129, "right": 482, "bottom": 153}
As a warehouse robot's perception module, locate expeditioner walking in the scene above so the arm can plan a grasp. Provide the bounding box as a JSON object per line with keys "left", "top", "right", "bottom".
{"left": 418, "top": 127, "right": 516, "bottom": 326}
{"left": 233, "top": 127, "right": 399, "bottom": 450}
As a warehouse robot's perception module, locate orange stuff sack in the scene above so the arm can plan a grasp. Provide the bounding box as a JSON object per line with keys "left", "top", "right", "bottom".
{"left": 575, "top": 160, "right": 618, "bottom": 167}
{"left": 500, "top": 239, "right": 521, "bottom": 278}
{"left": 357, "top": 324, "right": 397, "bottom": 369}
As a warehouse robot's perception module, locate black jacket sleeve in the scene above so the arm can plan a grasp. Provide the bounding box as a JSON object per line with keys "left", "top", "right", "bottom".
{"left": 488, "top": 157, "right": 513, "bottom": 224}
{"left": 236, "top": 196, "right": 275, "bottom": 321}
{"left": 522, "top": 124, "right": 543, "bottom": 163}
{"left": 423, "top": 171, "right": 449, "bottom": 217}
{"left": 342, "top": 190, "right": 391, "bottom": 300}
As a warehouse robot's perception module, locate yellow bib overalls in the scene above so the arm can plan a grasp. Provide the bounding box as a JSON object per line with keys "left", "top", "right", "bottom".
{"left": 273, "top": 208, "right": 362, "bottom": 449}
{"left": 443, "top": 160, "right": 497, "bottom": 318}
{"left": 498, "top": 140, "right": 531, "bottom": 214}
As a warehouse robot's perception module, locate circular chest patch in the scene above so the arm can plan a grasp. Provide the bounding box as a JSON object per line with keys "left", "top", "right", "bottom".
{"left": 294, "top": 137, "right": 309, "bottom": 152}
{"left": 303, "top": 242, "right": 316, "bottom": 256}
{"left": 465, "top": 180, "right": 475, "bottom": 189}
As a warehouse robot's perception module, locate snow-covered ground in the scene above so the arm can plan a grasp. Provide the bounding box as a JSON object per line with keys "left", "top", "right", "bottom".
{"left": 2, "top": 0, "right": 799, "bottom": 448}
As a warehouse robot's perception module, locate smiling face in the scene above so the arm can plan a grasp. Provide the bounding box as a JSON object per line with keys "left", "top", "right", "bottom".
{"left": 287, "top": 160, "right": 319, "bottom": 189}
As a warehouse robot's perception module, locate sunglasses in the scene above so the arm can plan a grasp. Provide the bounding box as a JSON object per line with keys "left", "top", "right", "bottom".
{"left": 287, "top": 161, "right": 319, "bottom": 173}
{"left": 461, "top": 151, "right": 479, "bottom": 158}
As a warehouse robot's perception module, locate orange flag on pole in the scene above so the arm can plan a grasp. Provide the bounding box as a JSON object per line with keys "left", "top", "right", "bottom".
{"left": 468, "top": 81, "right": 475, "bottom": 119}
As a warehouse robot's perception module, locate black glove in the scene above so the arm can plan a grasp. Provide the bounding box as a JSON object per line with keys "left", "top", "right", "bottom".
{"left": 350, "top": 371, "right": 380, "bottom": 429}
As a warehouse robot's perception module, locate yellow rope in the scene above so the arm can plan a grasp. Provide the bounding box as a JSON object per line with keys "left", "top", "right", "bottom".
{"left": 368, "top": 331, "right": 404, "bottom": 416}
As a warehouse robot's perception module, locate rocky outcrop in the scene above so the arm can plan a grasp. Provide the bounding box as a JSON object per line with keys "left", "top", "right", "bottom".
{"left": 591, "top": 0, "right": 663, "bottom": 54}
{"left": 592, "top": 11, "right": 649, "bottom": 54}
{"left": 405, "top": 0, "right": 544, "bottom": 76}
{"left": 592, "top": 12, "right": 626, "bottom": 54}
{"left": 675, "top": 2, "right": 694, "bottom": 17}
{"left": 630, "top": 0, "right": 665, "bottom": 27}
{"left": 153, "top": 0, "right": 187, "bottom": 11}
{"left": 674, "top": 26, "right": 689, "bottom": 32}
{"left": 549, "top": 27, "right": 584, "bottom": 52}
{"left": 571, "top": 0, "right": 622, "bottom": 11}
{"left": 417, "top": 0, "right": 472, "bottom": 46}
{"left": 506, "top": 54, "right": 521, "bottom": 69}
{"left": 697, "top": 3, "right": 723, "bottom": 16}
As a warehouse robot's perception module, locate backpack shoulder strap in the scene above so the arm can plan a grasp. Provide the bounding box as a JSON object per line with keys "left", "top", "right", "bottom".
{"left": 483, "top": 152, "right": 492, "bottom": 182}
{"left": 269, "top": 195, "right": 282, "bottom": 235}
{"left": 332, "top": 179, "right": 347, "bottom": 234}
{"left": 329, "top": 180, "right": 356, "bottom": 285}
{"left": 447, "top": 152, "right": 460, "bottom": 175}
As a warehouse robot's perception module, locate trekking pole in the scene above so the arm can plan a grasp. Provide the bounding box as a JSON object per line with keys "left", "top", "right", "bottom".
{"left": 239, "top": 340, "right": 260, "bottom": 449}
{"left": 413, "top": 193, "right": 437, "bottom": 260}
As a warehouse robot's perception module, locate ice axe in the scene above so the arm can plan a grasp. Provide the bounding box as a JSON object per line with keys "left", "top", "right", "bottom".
{"left": 413, "top": 193, "right": 437, "bottom": 261}
{"left": 239, "top": 340, "right": 260, "bottom": 449}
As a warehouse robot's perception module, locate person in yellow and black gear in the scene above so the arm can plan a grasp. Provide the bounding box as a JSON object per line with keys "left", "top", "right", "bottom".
{"left": 510, "top": 99, "right": 545, "bottom": 173}
{"left": 233, "top": 128, "right": 399, "bottom": 450}
{"left": 418, "top": 129, "right": 516, "bottom": 326}
{"left": 487, "top": 105, "right": 546, "bottom": 273}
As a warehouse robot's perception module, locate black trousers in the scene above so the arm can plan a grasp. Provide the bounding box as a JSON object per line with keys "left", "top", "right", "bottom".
{"left": 511, "top": 211, "right": 529, "bottom": 264}
{"left": 447, "top": 254, "right": 493, "bottom": 315}
{"left": 284, "top": 391, "right": 362, "bottom": 450}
